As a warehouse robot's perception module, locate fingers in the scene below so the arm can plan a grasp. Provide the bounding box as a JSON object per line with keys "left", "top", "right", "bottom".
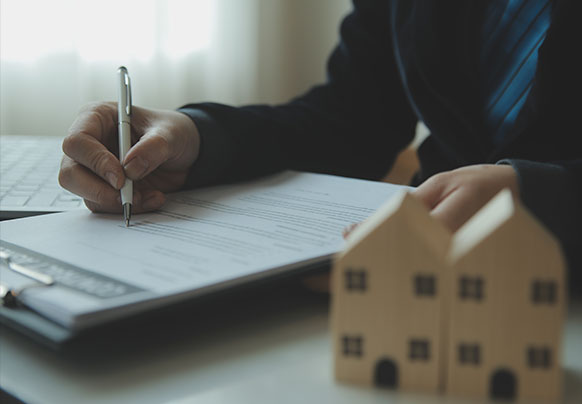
{"left": 59, "top": 155, "right": 124, "bottom": 212}
{"left": 62, "top": 133, "right": 124, "bottom": 190}
{"left": 413, "top": 170, "right": 483, "bottom": 231}
{"left": 122, "top": 109, "right": 199, "bottom": 181}
{"left": 123, "top": 131, "right": 171, "bottom": 180}
{"left": 429, "top": 188, "right": 481, "bottom": 232}
{"left": 60, "top": 104, "right": 199, "bottom": 214}
{"left": 59, "top": 156, "right": 166, "bottom": 213}
{"left": 412, "top": 165, "right": 520, "bottom": 232}
{"left": 68, "top": 102, "right": 117, "bottom": 144}
{"left": 63, "top": 103, "right": 125, "bottom": 190}
{"left": 83, "top": 188, "right": 165, "bottom": 214}
{"left": 412, "top": 171, "right": 455, "bottom": 210}
{"left": 135, "top": 187, "right": 166, "bottom": 212}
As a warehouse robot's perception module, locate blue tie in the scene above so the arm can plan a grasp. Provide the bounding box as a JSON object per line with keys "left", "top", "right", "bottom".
{"left": 481, "top": 0, "right": 552, "bottom": 144}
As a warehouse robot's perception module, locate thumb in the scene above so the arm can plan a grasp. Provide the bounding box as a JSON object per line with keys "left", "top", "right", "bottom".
{"left": 122, "top": 131, "right": 169, "bottom": 180}
{"left": 123, "top": 111, "right": 200, "bottom": 180}
{"left": 123, "top": 121, "right": 198, "bottom": 180}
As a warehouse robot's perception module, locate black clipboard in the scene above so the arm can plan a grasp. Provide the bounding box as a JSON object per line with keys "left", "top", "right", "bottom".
{"left": 0, "top": 246, "right": 331, "bottom": 352}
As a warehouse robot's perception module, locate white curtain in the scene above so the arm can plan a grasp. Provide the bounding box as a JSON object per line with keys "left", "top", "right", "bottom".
{"left": 0, "top": 0, "right": 351, "bottom": 136}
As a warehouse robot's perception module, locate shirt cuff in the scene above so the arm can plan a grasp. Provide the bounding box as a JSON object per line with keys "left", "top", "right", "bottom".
{"left": 178, "top": 107, "right": 237, "bottom": 188}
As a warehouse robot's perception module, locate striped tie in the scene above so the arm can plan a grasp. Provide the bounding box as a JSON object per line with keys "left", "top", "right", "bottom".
{"left": 481, "top": 0, "right": 552, "bottom": 144}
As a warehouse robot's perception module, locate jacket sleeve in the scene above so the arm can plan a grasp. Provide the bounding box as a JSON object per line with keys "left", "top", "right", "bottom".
{"left": 498, "top": 158, "right": 582, "bottom": 292}
{"left": 496, "top": 0, "right": 582, "bottom": 293}
{"left": 178, "top": 0, "right": 417, "bottom": 188}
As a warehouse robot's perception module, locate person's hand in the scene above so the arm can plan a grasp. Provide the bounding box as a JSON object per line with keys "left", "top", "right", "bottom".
{"left": 413, "top": 164, "right": 519, "bottom": 232}
{"left": 59, "top": 102, "right": 200, "bottom": 213}
{"left": 302, "top": 165, "right": 518, "bottom": 294}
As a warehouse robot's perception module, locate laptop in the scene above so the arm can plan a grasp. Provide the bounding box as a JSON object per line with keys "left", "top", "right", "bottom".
{"left": 0, "top": 135, "right": 85, "bottom": 220}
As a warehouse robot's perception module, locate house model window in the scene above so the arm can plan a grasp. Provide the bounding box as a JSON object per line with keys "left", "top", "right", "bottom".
{"left": 458, "top": 343, "right": 481, "bottom": 365}
{"left": 527, "top": 346, "right": 552, "bottom": 369}
{"left": 345, "top": 268, "right": 367, "bottom": 291}
{"left": 409, "top": 339, "right": 430, "bottom": 361}
{"left": 531, "top": 280, "right": 557, "bottom": 304}
{"left": 342, "top": 335, "right": 364, "bottom": 357}
{"left": 414, "top": 274, "right": 436, "bottom": 297}
{"left": 459, "top": 276, "right": 484, "bottom": 300}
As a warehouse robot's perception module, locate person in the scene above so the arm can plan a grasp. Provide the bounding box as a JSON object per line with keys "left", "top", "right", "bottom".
{"left": 59, "top": 0, "right": 581, "bottom": 292}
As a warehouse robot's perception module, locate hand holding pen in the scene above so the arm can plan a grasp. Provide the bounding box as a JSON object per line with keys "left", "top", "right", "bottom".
{"left": 59, "top": 86, "right": 201, "bottom": 217}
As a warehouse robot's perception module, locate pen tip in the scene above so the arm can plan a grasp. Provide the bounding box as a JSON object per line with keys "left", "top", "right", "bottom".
{"left": 123, "top": 203, "right": 132, "bottom": 227}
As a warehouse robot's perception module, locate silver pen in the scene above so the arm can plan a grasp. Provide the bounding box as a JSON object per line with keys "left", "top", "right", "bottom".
{"left": 117, "top": 66, "right": 133, "bottom": 227}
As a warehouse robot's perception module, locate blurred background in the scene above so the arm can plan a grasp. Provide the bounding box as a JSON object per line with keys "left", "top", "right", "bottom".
{"left": 0, "top": 0, "right": 351, "bottom": 136}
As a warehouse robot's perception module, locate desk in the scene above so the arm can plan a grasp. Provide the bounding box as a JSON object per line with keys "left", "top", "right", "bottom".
{"left": 1, "top": 284, "right": 581, "bottom": 404}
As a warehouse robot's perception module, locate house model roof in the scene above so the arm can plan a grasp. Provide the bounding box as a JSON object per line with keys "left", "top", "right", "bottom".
{"left": 448, "top": 189, "right": 563, "bottom": 266}
{"left": 341, "top": 190, "right": 451, "bottom": 260}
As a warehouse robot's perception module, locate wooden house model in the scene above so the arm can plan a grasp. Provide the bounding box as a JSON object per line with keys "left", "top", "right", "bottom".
{"left": 445, "top": 189, "right": 565, "bottom": 401}
{"left": 331, "top": 191, "right": 451, "bottom": 392}
{"left": 331, "top": 189, "right": 565, "bottom": 401}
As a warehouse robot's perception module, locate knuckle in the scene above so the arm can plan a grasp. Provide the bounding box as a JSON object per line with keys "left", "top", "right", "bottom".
{"left": 89, "top": 149, "right": 115, "bottom": 175}
{"left": 426, "top": 171, "right": 449, "bottom": 188}
{"left": 79, "top": 102, "right": 99, "bottom": 115}
{"left": 151, "top": 135, "right": 171, "bottom": 159}
{"left": 72, "top": 102, "right": 116, "bottom": 137}
{"left": 81, "top": 101, "right": 114, "bottom": 117}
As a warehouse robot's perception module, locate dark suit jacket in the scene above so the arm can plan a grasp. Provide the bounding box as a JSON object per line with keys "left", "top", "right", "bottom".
{"left": 180, "top": 0, "right": 581, "bottom": 291}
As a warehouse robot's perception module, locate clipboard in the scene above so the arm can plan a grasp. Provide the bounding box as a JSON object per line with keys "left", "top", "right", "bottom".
{"left": 0, "top": 244, "right": 331, "bottom": 352}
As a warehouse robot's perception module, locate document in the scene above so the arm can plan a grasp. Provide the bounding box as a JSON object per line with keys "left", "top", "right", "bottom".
{"left": 0, "top": 171, "right": 409, "bottom": 331}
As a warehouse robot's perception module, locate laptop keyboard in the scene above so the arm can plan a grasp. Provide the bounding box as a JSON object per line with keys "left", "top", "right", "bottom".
{"left": 0, "top": 136, "right": 84, "bottom": 210}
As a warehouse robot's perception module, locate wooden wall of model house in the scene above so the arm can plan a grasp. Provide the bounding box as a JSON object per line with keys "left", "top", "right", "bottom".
{"left": 332, "top": 189, "right": 565, "bottom": 401}
{"left": 332, "top": 192, "right": 451, "bottom": 392}
{"left": 445, "top": 190, "right": 565, "bottom": 401}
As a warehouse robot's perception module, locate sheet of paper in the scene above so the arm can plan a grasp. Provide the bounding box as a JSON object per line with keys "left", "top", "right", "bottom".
{"left": 0, "top": 171, "right": 410, "bottom": 330}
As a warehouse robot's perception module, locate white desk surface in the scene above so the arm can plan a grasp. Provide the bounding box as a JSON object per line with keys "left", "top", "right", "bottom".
{"left": 1, "top": 287, "right": 581, "bottom": 404}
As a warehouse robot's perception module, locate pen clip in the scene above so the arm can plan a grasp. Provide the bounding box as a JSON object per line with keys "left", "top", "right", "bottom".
{"left": 0, "top": 250, "right": 55, "bottom": 308}
{"left": 0, "top": 250, "right": 54, "bottom": 286}
{"left": 124, "top": 71, "right": 132, "bottom": 117}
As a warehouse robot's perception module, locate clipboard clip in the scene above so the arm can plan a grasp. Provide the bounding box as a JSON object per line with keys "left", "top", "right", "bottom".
{"left": 0, "top": 250, "right": 54, "bottom": 308}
